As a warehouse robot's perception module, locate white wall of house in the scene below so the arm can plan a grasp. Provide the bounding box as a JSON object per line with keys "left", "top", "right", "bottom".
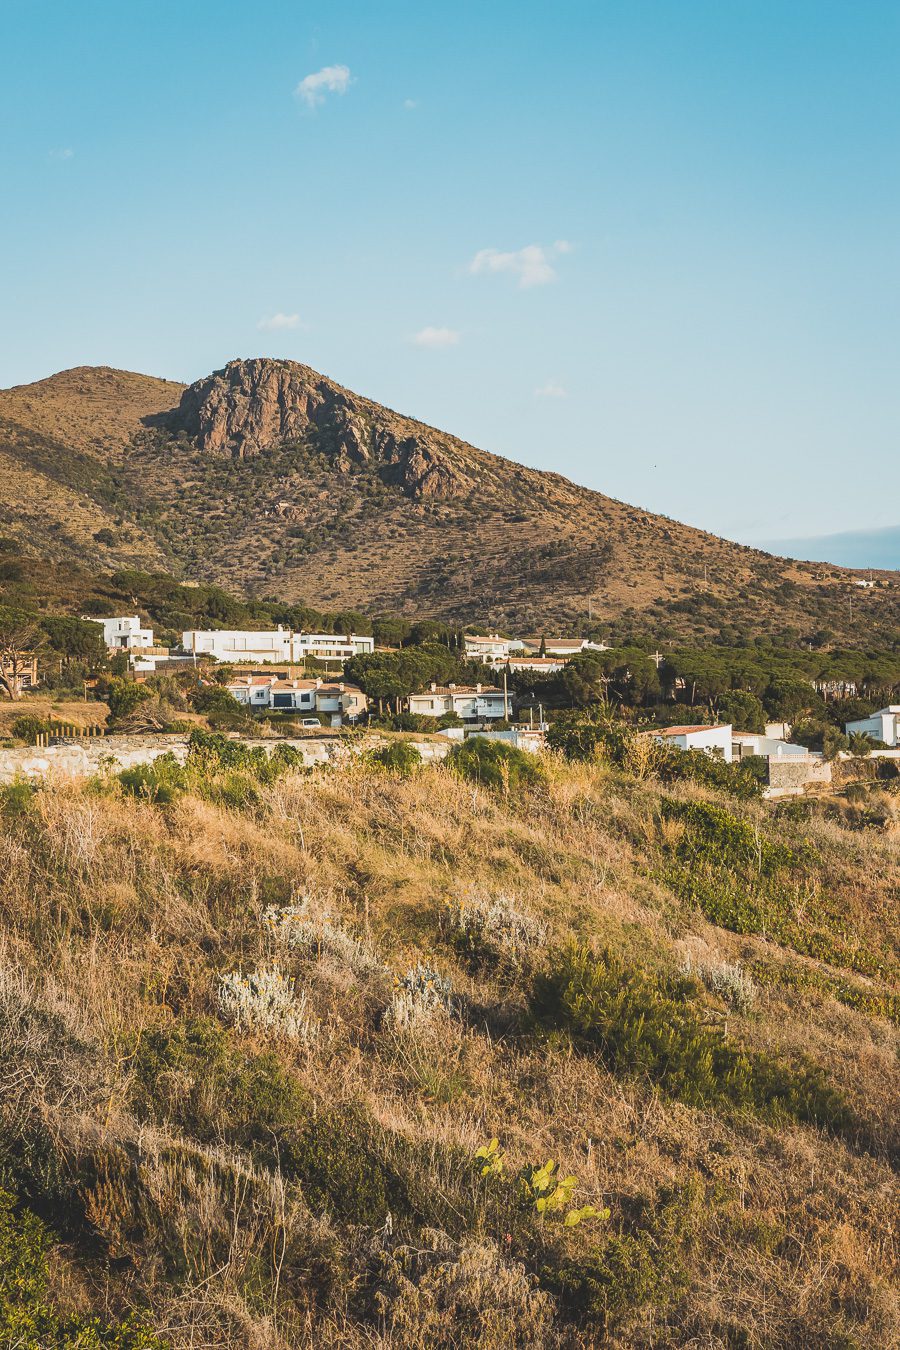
{"left": 408, "top": 684, "right": 508, "bottom": 721}
{"left": 845, "top": 708, "right": 900, "bottom": 747}
{"left": 732, "top": 732, "right": 809, "bottom": 760}
{"left": 652, "top": 724, "right": 734, "bottom": 763}
{"left": 184, "top": 628, "right": 295, "bottom": 663}
{"left": 92, "top": 616, "right": 154, "bottom": 650}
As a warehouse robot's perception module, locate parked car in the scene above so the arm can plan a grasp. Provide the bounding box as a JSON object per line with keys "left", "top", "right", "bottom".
{"left": 299, "top": 717, "right": 321, "bottom": 728}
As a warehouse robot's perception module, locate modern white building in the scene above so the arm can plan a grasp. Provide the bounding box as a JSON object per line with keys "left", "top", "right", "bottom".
{"left": 731, "top": 731, "right": 809, "bottom": 761}
{"left": 183, "top": 627, "right": 295, "bottom": 663}
{"left": 292, "top": 633, "right": 375, "bottom": 663}
{"left": 845, "top": 707, "right": 900, "bottom": 748}
{"left": 182, "top": 628, "right": 374, "bottom": 666}
{"left": 90, "top": 615, "right": 154, "bottom": 650}
{"left": 651, "top": 724, "right": 734, "bottom": 763}
{"left": 408, "top": 682, "right": 509, "bottom": 722}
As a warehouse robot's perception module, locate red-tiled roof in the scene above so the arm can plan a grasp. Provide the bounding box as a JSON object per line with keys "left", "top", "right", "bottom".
{"left": 654, "top": 725, "right": 728, "bottom": 737}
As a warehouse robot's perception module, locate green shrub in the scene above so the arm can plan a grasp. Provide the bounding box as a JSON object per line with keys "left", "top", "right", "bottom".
{"left": 368, "top": 741, "right": 422, "bottom": 775}
{"left": 448, "top": 737, "right": 545, "bottom": 793}
{"left": 0, "top": 1187, "right": 165, "bottom": 1347}
{"left": 10, "top": 715, "right": 52, "bottom": 745}
{"left": 118, "top": 754, "right": 187, "bottom": 804}
{"left": 0, "top": 778, "right": 37, "bottom": 816}
{"left": 126, "top": 1018, "right": 308, "bottom": 1151}
{"left": 106, "top": 679, "right": 153, "bottom": 722}
{"left": 531, "top": 946, "right": 853, "bottom": 1131}
{"left": 281, "top": 1105, "right": 410, "bottom": 1226}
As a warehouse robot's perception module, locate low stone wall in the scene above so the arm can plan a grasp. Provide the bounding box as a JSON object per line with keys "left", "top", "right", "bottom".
{"left": 765, "top": 757, "right": 832, "bottom": 798}
{"left": 0, "top": 732, "right": 452, "bottom": 784}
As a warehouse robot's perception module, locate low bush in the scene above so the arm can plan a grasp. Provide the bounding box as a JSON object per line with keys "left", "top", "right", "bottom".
{"left": 531, "top": 946, "right": 853, "bottom": 1131}
{"left": 217, "top": 966, "right": 319, "bottom": 1044}
{"left": 368, "top": 741, "right": 422, "bottom": 775}
{"left": 0, "top": 1187, "right": 164, "bottom": 1347}
{"left": 126, "top": 1018, "right": 309, "bottom": 1150}
{"left": 448, "top": 737, "right": 545, "bottom": 793}
{"left": 118, "top": 753, "right": 187, "bottom": 804}
{"left": 440, "top": 891, "right": 547, "bottom": 971}
{"left": 385, "top": 965, "right": 453, "bottom": 1032}
{"left": 281, "top": 1104, "right": 411, "bottom": 1226}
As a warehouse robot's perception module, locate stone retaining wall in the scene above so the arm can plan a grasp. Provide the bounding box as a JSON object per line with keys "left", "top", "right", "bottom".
{"left": 0, "top": 732, "right": 451, "bottom": 784}
{"left": 765, "top": 757, "right": 832, "bottom": 797}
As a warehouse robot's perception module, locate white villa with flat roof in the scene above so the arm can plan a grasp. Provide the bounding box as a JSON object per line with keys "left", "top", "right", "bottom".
{"left": 845, "top": 706, "right": 900, "bottom": 747}
{"left": 182, "top": 628, "right": 374, "bottom": 665}
{"left": 90, "top": 615, "right": 154, "bottom": 650}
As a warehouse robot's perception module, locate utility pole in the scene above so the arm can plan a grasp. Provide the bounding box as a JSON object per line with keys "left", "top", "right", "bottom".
{"left": 503, "top": 668, "right": 509, "bottom": 721}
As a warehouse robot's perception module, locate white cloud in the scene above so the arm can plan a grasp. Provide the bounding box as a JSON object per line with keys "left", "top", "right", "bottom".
{"left": 49, "top": 147, "right": 74, "bottom": 160}
{"left": 411, "top": 326, "right": 460, "bottom": 349}
{"left": 295, "top": 64, "right": 352, "bottom": 108}
{"left": 468, "top": 240, "right": 572, "bottom": 289}
{"left": 534, "top": 381, "right": 568, "bottom": 399}
{"left": 403, "top": 98, "right": 418, "bottom": 110}
{"left": 257, "top": 312, "right": 301, "bottom": 331}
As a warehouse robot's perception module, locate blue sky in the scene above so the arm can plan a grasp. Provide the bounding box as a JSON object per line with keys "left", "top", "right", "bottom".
{"left": 2, "top": 0, "right": 898, "bottom": 550}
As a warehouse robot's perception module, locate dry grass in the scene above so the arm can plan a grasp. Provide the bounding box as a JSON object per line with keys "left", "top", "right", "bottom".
{"left": 0, "top": 751, "right": 897, "bottom": 1348}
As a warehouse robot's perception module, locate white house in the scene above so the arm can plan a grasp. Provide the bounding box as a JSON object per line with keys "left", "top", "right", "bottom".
{"left": 498, "top": 655, "right": 566, "bottom": 675}
{"left": 226, "top": 675, "right": 368, "bottom": 725}
{"left": 408, "top": 682, "right": 508, "bottom": 722}
{"left": 184, "top": 628, "right": 374, "bottom": 666}
{"left": 522, "top": 637, "right": 609, "bottom": 657}
{"left": 464, "top": 634, "right": 520, "bottom": 663}
{"left": 90, "top": 615, "right": 154, "bottom": 650}
{"left": 293, "top": 633, "right": 375, "bottom": 663}
{"left": 845, "top": 707, "right": 900, "bottom": 748}
{"left": 651, "top": 724, "right": 734, "bottom": 763}
{"left": 184, "top": 627, "right": 295, "bottom": 664}
{"left": 731, "top": 731, "right": 809, "bottom": 761}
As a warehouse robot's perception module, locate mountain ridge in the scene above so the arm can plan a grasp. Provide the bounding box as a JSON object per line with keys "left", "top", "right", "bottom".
{"left": 1, "top": 358, "right": 897, "bottom": 642}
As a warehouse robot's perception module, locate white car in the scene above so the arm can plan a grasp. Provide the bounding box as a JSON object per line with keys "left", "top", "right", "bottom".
{"left": 298, "top": 717, "right": 321, "bottom": 729}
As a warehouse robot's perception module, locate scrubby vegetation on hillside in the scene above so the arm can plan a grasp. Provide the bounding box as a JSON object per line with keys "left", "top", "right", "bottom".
{"left": 0, "top": 731, "right": 897, "bottom": 1348}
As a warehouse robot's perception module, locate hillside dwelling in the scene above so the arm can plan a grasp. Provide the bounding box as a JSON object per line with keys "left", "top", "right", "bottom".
{"left": 651, "top": 724, "right": 733, "bottom": 763}
{"left": 845, "top": 706, "right": 900, "bottom": 748}
{"left": 293, "top": 633, "right": 375, "bottom": 663}
{"left": 731, "top": 731, "right": 809, "bottom": 761}
{"left": 183, "top": 627, "right": 295, "bottom": 664}
{"left": 226, "top": 675, "right": 368, "bottom": 725}
{"left": 90, "top": 615, "right": 154, "bottom": 650}
{"left": 226, "top": 675, "right": 281, "bottom": 708}
{"left": 522, "top": 637, "right": 609, "bottom": 657}
{"left": 464, "top": 634, "right": 519, "bottom": 663}
{"left": 408, "top": 682, "right": 508, "bottom": 722}
{"left": 313, "top": 682, "right": 368, "bottom": 725}
{"left": 500, "top": 656, "right": 566, "bottom": 674}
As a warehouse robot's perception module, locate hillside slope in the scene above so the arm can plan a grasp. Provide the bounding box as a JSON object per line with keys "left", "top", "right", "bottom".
{"left": 1, "top": 359, "right": 897, "bottom": 641}
{"left": 0, "top": 744, "right": 897, "bottom": 1347}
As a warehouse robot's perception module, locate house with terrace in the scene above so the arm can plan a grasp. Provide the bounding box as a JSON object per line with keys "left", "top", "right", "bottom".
{"left": 408, "top": 682, "right": 508, "bottom": 722}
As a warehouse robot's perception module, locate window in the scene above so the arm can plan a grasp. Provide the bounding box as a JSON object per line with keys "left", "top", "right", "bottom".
{"left": 272, "top": 694, "right": 294, "bottom": 709}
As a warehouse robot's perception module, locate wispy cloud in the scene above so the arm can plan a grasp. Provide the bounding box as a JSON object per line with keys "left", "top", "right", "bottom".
{"left": 468, "top": 240, "right": 573, "bottom": 289}
{"left": 49, "top": 147, "right": 75, "bottom": 161}
{"left": 535, "top": 381, "right": 568, "bottom": 399}
{"left": 295, "top": 64, "right": 352, "bottom": 108}
{"left": 257, "top": 312, "right": 301, "bottom": 331}
{"left": 402, "top": 98, "right": 418, "bottom": 111}
{"left": 411, "top": 326, "right": 460, "bottom": 349}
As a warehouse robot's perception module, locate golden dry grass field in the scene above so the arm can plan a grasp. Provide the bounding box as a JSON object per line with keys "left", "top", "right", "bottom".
{"left": 0, "top": 738, "right": 896, "bottom": 1348}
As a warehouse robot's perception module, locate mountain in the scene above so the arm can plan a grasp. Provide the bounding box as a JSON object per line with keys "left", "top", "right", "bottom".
{"left": 1, "top": 357, "right": 898, "bottom": 641}
{"left": 755, "top": 524, "right": 900, "bottom": 572}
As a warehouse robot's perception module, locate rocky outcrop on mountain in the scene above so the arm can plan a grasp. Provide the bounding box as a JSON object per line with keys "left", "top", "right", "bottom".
{"left": 171, "top": 358, "right": 470, "bottom": 499}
